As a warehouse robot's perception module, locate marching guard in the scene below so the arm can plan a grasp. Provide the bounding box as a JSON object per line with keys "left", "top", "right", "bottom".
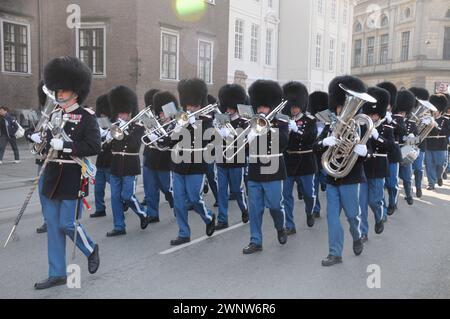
{"left": 424, "top": 94, "right": 450, "bottom": 190}
{"left": 142, "top": 91, "right": 176, "bottom": 222}
{"left": 315, "top": 75, "right": 371, "bottom": 267}
{"left": 106, "top": 86, "right": 149, "bottom": 237}
{"left": 33, "top": 56, "right": 101, "bottom": 290}
{"left": 215, "top": 84, "right": 249, "bottom": 230}
{"left": 359, "top": 87, "right": 394, "bottom": 241}
{"left": 282, "top": 82, "right": 318, "bottom": 234}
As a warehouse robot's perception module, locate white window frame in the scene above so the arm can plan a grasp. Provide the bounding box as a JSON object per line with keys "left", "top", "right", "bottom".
{"left": 265, "top": 28, "right": 274, "bottom": 66}
{"left": 250, "top": 23, "right": 259, "bottom": 63}
{"left": 160, "top": 28, "right": 180, "bottom": 81}
{"left": 315, "top": 34, "right": 322, "bottom": 69}
{"left": 329, "top": 38, "right": 335, "bottom": 71}
{"left": 0, "top": 17, "right": 31, "bottom": 75}
{"left": 340, "top": 42, "right": 346, "bottom": 73}
{"left": 75, "top": 22, "right": 107, "bottom": 77}
{"left": 197, "top": 39, "right": 214, "bottom": 84}
{"left": 234, "top": 19, "right": 244, "bottom": 60}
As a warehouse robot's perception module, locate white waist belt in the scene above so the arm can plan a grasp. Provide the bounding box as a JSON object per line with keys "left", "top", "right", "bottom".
{"left": 176, "top": 148, "right": 207, "bottom": 152}
{"left": 249, "top": 153, "right": 283, "bottom": 159}
{"left": 287, "top": 150, "right": 313, "bottom": 155}
{"left": 426, "top": 136, "right": 446, "bottom": 139}
{"left": 373, "top": 153, "right": 388, "bottom": 158}
{"left": 50, "top": 159, "right": 77, "bottom": 164}
{"left": 112, "top": 152, "right": 140, "bottom": 156}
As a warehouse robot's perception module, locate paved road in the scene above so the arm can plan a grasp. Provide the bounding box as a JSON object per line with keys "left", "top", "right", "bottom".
{"left": 0, "top": 145, "right": 449, "bottom": 299}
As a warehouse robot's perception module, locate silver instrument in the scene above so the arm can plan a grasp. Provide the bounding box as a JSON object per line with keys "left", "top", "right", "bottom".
{"left": 321, "top": 84, "right": 376, "bottom": 179}
{"left": 222, "top": 100, "right": 288, "bottom": 161}
{"left": 110, "top": 107, "right": 153, "bottom": 141}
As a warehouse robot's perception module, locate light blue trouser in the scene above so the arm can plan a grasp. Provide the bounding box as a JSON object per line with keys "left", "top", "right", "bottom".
{"left": 206, "top": 163, "right": 218, "bottom": 202}
{"left": 399, "top": 163, "right": 413, "bottom": 198}
{"left": 283, "top": 175, "right": 315, "bottom": 230}
{"left": 359, "top": 179, "right": 385, "bottom": 236}
{"left": 326, "top": 184, "right": 362, "bottom": 257}
{"left": 37, "top": 164, "right": 47, "bottom": 224}
{"left": 313, "top": 169, "right": 327, "bottom": 213}
{"left": 425, "top": 150, "right": 447, "bottom": 187}
{"left": 143, "top": 167, "right": 173, "bottom": 218}
{"left": 110, "top": 175, "right": 146, "bottom": 231}
{"left": 384, "top": 163, "right": 399, "bottom": 208}
{"left": 217, "top": 166, "right": 248, "bottom": 224}
{"left": 412, "top": 151, "right": 425, "bottom": 190}
{"left": 248, "top": 180, "right": 286, "bottom": 246}
{"left": 94, "top": 167, "right": 111, "bottom": 212}
{"left": 173, "top": 173, "right": 214, "bottom": 238}
{"left": 43, "top": 197, "right": 95, "bottom": 277}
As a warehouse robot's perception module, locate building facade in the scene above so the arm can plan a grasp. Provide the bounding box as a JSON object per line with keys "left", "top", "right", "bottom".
{"left": 227, "top": 0, "right": 280, "bottom": 89}
{"left": 0, "top": 0, "right": 229, "bottom": 114}
{"left": 351, "top": 0, "right": 450, "bottom": 93}
{"left": 278, "top": 0, "right": 354, "bottom": 92}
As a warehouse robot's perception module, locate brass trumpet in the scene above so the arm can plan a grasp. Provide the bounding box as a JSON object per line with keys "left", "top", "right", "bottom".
{"left": 110, "top": 107, "right": 153, "bottom": 141}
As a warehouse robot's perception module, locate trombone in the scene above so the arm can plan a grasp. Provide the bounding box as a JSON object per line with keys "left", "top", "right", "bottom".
{"left": 110, "top": 107, "right": 153, "bottom": 141}
{"left": 222, "top": 100, "right": 288, "bottom": 161}
{"left": 141, "top": 103, "right": 219, "bottom": 146}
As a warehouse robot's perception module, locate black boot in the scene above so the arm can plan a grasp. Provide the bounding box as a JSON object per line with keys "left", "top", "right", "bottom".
{"left": 34, "top": 277, "right": 67, "bottom": 290}
{"left": 106, "top": 229, "right": 126, "bottom": 237}
{"left": 416, "top": 188, "right": 422, "bottom": 198}
{"left": 170, "top": 237, "right": 190, "bottom": 246}
{"left": 36, "top": 223, "right": 47, "bottom": 234}
{"left": 286, "top": 228, "right": 297, "bottom": 236}
{"left": 306, "top": 214, "right": 315, "bottom": 228}
{"left": 313, "top": 211, "right": 321, "bottom": 219}
{"left": 243, "top": 243, "right": 263, "bottom": 254}
{"left": 241, "top": 210, "right": 249, "bottom": 223}
{"left": 206, "top": 214, "right": 216, "bottom": 237}
{"left": 387, "top": 205, "right": 397, "bottom": 216}
{"left": 321, "top": 255, "right": 342, "bottom": 267}
{"left": 277, "top": 229, "right": 288, "bottom": 245}
{"left": 90, "top": 211, "right": 106, "bottom": 218}
{"left": 438, "top": 178, "right": 443, "bottom": 187}
{"left": 88, "top": 244, "right": 100, "bottom": 274}
{"left": 215, "top": 222, "right": 229, "bottom": 231}
{"left": 140, "top": 215, "right": 150, "bottom": 230}
{"left": 147, "top": 216, "right": 160, "bottom": 224}
{"left": 406, "top": 197, "right": 414, "bottom": 205}
{"left": 375, "top": 220, "right": 384, "bottom": 235}
{"left": 353, "top": 239, "right": 364, "bottom": 256}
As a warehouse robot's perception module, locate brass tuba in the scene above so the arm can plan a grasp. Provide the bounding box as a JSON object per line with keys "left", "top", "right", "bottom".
{"left": 321, "top": 84, "right": 376, "bottom": 179}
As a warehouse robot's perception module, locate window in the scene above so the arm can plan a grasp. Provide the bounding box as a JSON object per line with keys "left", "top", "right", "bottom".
{"left": 331, "top": 0, "right": 337, "bottom": 20}
{"left": 366, "top": 37, "right": 375, "bottom": 66}
{"left": 340, "top": 42, "right": 346, "bottom": 73}
{"left": 265, "top": 29, "right": 273, "bottom": 65}
{"left": 1, "top": 20, "right": 30, "bottom": 73}
{"left": 444, "top": 27, "right": 450, "bottom": 60}
{"left": 343, "top": 0, "right": 348, "bottom": 24}
{"left": 354, "top": 39, "right": 362, "bottom": 67}
{"left": 161, "top": 30, "right": 179, "bottom": 80}
{"left": 315, "top": 34, "right": 322, "bottom": 68}
{"left": 234, "top": 19, "right": 244, "bottom": 60}
{"left": 404, "top": 8, "right": 411, "bottom": 19}
{"left": 380, "top": 34, "right": 389, "bottom": 64}
{"left": 381, "top": 15, "right": 389, "bottom": 27}
{"left": 355, "top": 22, "right": 362, "bottom": 33}
{"left": 401, "top": 31, "right": 410, "bottom": 62}
{"left": 318, "top": 0, "right": 324, "bottom": 16}
{"left": 329, "top": 39, "right": 335, "bottom": 71}
{"left": 77, "top": 25, "right": 105, "bottom": 76}
{"left": 198, "top": 40, "right": 213, "bottom": 84}
{"left": 250, "top": 24, "right": 259, "bottom": 62}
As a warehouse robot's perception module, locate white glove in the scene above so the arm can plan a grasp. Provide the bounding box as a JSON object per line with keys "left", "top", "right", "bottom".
{"left": 288, "top": 120, "right": 299, "bottom": 133}
{"left": 99, "top": 127, "right": 109, "bottom": 138}
{"left": 188, "top": 116, "right": 197, "bottom": 126}
{"left": 219, "top": 127, "right": 231, "bottom": 139}
{"left": 371, "top": 129, "right": 379, "bottom": 140}
{"left": 30, "top": 133, "right": 42, "bottom": 144}
{"left": 105, "top": 132, "right": 113, "bottom": 142}
{"left": 50, "top": 138, "right": 64, "bottom": 151}
{"left": 385, "top": 112, "right": 393, "bottom": 124}
{"left": 323, "top": 136, "right": 338, "bottom": 147}
{"left": 149, "top": 133, "right": 159, "bottom": 143}
{"left": 421, "top": 117, "right": 432, "bottom": 126}
{"left": 353, "top": 144, "right": 368, "bottom": 157}
{"left": 247, "top": 130, "right": 258, "bottom": 143}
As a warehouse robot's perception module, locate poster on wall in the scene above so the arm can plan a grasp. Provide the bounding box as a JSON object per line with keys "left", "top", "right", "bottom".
{"left": 435, "top": 81, "right": 450, "bottom": 94}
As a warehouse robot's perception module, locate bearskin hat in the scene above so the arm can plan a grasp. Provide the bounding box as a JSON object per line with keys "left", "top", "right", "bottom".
{"left": 429, "top": 94, "right": 448, "bottom": 113}
{"left": 108, "top": 86, "right": 139, "bottom": 117}
{"left": 307, "top": 91, "right": 329, "bottom": 115}
{"left": 144, "top": 89, "right": 160, "bottom": 107}
{"left": 282, "top": 81, "right": 309, "bottom": 114}
{"left": 362, "top": 87, "right": 389, "bottom": 118}
{"left": 443, "top": 93, "right": 450, "bottom": 108}
{"left": 218, "top": 84, "right": 247, "bottom": 112}
{"left": 152, "top": 91, "right": 179, "bottom": 115}
{"left": 394, "top": 89, "right": 416, "bottom": 114}
{"left": 208, "top": 94, "right": 217, "bottom": 105}
{"left": 177, "top": 78, "right": 208, "bottom": 108}
{"left": 37, "top": 80, "right": 47, "bottom": 107}
{"left": 408, "top": 87, "right": 430, "bottom": 101}
{"left": 248, "top": 80, "right": 283, "bottom": 110}
{"left": 377, "top": 82, "right": 397, "bottom": 108}
{"left": 95, "top": 94, "right": 111, "bottom": 118}
{"left": 43, "top": 56, "right": 92, "bottom": 105}
{"left": 328, "top": 75, "right": 367, "bottom": 112}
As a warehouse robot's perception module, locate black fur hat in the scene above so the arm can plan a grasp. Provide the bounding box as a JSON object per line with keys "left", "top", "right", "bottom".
{"left": 95, "top": 94, "right": 111, "bottom": 118}
{"left": 43, "top": 56, "right": 92, "bottom": 105}
{"left": 153, "top": 91, "right": 179, "bottom": 115}
{"left": 394, "top": 89, "right": 416, "bottom": 114}
{"left": 248, "top": 80, "right": 283, "bottom": 109}
{"left": 429, "top": 94, "right": 448, "bottom": 113}
{"left": 328, "top": 75, "right": 367, "bottom": 112}
{"left": 362, "top": 87, "right": 389, "bottom": 118}
{"left": 108, "top": 86, "right": 139, "bottom": 117}
{"left": 282, "top": 81, "right": 309, "bottom": 114}
{"left": 408, "top": 87, "right": 430, "bottom": 101}
{"left": 443, "top": 93, "right": 450, "bottom": 109}
{"left": 377, "top": 82, "right": 397, "bottom": 108}
{"left": 208, "top": 94, "right": 217, "bottom": 105}
{"left": 37, "top": 80, "right": 47, "bottom": 107}
{"left": 307, "top": 91, "right": 329, "bottom": 115}
{"left": 144, "top": 89, "right": 160, "bottom": 107}
{"left": 218, "top": 84, "right": 247, "bottom": 111}
{"left": 177, "top": 78, "right": 208, "bottom": 108}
